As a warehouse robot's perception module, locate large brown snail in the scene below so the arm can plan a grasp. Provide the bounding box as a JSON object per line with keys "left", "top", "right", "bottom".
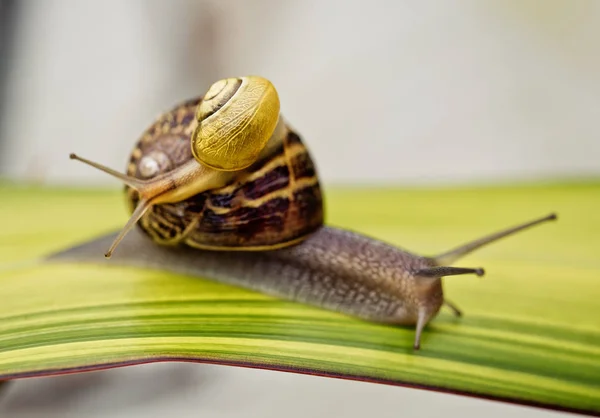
{"left": 67, "top": 75, "right": 557, "bottom": 349}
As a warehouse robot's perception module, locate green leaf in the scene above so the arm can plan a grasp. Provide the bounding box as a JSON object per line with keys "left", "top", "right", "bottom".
{"left": 0, "top": 181, "right": 599, "bottom": 415}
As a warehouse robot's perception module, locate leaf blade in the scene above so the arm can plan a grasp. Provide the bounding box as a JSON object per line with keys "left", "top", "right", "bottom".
{"left": 0, "top": 182, "right": 599, "bottom": 415}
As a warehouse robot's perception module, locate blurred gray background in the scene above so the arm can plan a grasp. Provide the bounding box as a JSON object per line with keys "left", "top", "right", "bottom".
{"left": 1, "top": 0, "right": 599, "bottom": 187}
{"left": 0, "top": 1, "right": 596, "bottom": 417}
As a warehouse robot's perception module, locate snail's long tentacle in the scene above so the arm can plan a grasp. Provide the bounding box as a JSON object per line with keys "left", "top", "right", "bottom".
{"left": 432, "top": 213, "right": 557, "bottom": 266}
{"left": 69, "top": 154, "right": 147, "bottom": 190}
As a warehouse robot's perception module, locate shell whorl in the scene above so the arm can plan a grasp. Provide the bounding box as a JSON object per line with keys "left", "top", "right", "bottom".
{"left": 191, "top": 76, "right": 281, "bottom": 172}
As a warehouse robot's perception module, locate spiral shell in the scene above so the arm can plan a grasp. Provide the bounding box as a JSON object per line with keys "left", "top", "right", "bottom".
{"left": 125, "top": 97, "right": 324, "bottom": 251}
{"left": 191, "top": 76, "right": 281, "bottom": 172}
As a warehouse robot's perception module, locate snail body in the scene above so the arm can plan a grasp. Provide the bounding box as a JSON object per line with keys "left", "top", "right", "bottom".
{"left": 52, "top": 213, "right": 557, "bottom": 350}
{"left": 69, "top": 75, "right": 557, "bottom": 349}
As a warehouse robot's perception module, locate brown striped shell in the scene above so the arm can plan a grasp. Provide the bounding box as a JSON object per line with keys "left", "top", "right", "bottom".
{"left": 124, "top": 97, "right": 324, "bottom": 251}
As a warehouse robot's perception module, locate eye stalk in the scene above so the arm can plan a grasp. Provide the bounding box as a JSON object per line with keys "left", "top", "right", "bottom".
{"left": 191, "top": 76, "right": 281, "bottom": 171}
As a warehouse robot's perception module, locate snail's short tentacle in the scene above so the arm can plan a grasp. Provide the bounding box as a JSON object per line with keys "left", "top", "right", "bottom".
{"left": 413, "top": 309, "right": 428, "bottom": 350}
{"left": 415, "top": 266, "right": 484, "bottom": 278}
{"left": 443, "top": 300, "right": 463, "bottom": 317}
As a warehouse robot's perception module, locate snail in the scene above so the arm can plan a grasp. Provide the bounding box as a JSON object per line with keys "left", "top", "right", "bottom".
{"left": 70, "top": 76, "right": 324, "bottom": 258}
{"left": 66, "top": 75, "right": 558, "bottom": 349}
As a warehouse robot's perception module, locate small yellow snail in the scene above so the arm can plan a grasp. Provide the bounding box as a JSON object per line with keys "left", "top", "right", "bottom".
{"left": 70, "top": 76, "right": 323, "bottom": 258}
{"left": 66, "top": 75, "right": 557, "bottom": 349}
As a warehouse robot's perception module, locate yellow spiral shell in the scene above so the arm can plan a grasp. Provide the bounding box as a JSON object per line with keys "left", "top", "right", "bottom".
{"left": 191, "top": 76, "right": 281, "bottom": 172}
